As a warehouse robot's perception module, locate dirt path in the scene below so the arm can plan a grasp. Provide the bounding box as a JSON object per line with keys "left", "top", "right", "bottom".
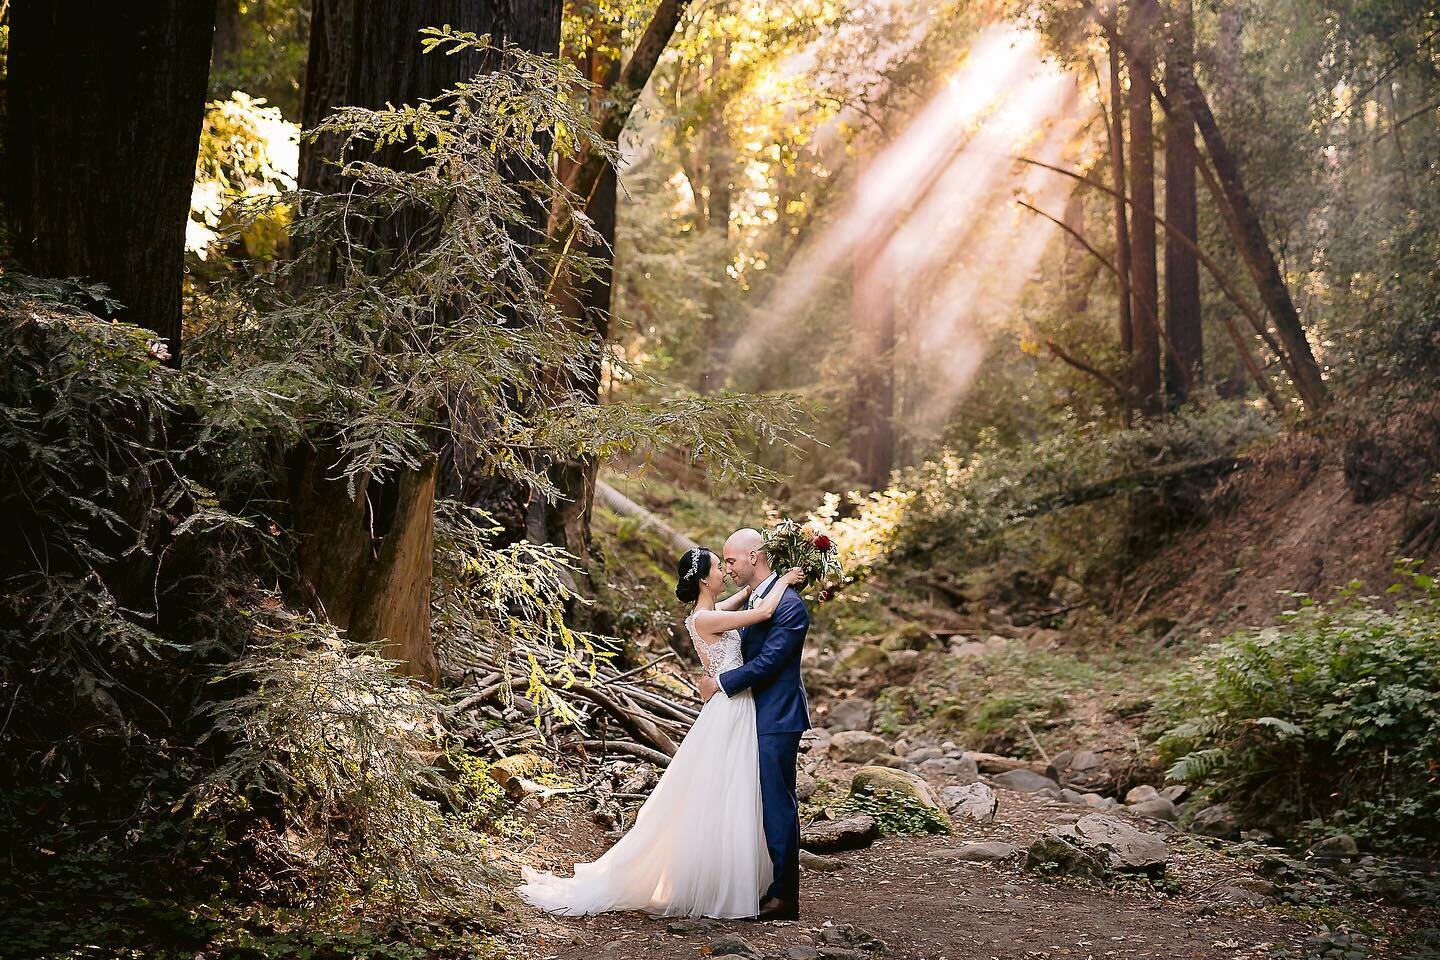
{"left": 497, "top": 784, "right": 1328, "bottom": 960}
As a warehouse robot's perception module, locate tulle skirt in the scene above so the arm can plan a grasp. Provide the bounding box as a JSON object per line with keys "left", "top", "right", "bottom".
{"left": 517, "top": 688, "right": 771, "bottom": 918}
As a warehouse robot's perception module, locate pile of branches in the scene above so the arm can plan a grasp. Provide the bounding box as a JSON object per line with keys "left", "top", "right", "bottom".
{"left": 449, "top": 642, "right": 701, "bottom": 772}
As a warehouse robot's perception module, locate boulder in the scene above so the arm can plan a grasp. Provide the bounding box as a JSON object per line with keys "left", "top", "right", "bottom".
{"left": 868, "top": 753, "right": 909, "bottom": 769}
{"left": 710, "top": 934, "right": 759, "bottom": 957}
{"left": 947, "top": 841, "right": 1022, "bottom": 862}
{"left": 1081, "top": 792, "right": 1120, "bottom": 811}
{"left": 963, "top": 751, "right": 1048, "bottom": 775}
{"left": 1128, "top": 797, "right": 1177, "bottom": 821}
{"left": 917, "top": 756, "right": 979, "bottom": 782}
{"left": 940, "top": 782, "right": 998, "bottom": 822}
{"left": 1307, "top": 834, "right": 1359, "bottom": 859}
{"left": 668, "top": 918, "right": 719, "bottom": 934}
{"left": 905, "top": 746, "right": 945, "bottom": 764}
{"left": 992, "top": 769, "right": 1061, "bottom": 793}
{"left": 1067, "top": 813, "right": 1169, "bottom": 872}
{"left": 799, "top": 849, "right": 846, "bottom": 872}
{"left": 818, "top": 925, "right": 885, "bottom": 953}
{"left": 840, "top": 645, "right": 889, "bottom": 674}
{"left": 1190, "top": 803, "right": 1241, "bottom": 840}
{"left": 851, "top": 765, "right": 948, "bottom": 822}
{"left": 796, "top": 770, "right": 818, "bottom": 802}
{"left": 800, "top": 728, "right": 832, "bottom": 759}
{"left": 829, "top": 730, "right": 889, "bottom": 764}
{"left": 1025, "top": 832, "right": 1110, "bottom": 879}
{"left": 1124, "top": 784, "right": 1160, "bottom": 804}
{"left": 1047, "top": 749, "right": 1113, "bottom": 793}
{"left": 826, "top": 697, "right": 875, "bottom": 733}
{"left": 1160, "top": 784, "right": 1189, "bottom": 803}
{"left": 801, "top": 815, "right": 879, "bottom": 853}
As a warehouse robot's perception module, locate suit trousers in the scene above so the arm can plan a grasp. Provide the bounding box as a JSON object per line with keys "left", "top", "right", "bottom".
{"left": 757, "top": 730, "right": 803, "bottom": 905}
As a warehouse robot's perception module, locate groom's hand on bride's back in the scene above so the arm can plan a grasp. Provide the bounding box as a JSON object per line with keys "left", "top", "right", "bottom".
{"left": 698, "top": 676, "right": 720, "bottom": 701}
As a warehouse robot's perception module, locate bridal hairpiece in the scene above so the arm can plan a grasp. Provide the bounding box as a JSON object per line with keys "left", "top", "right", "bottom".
{"left": 685, "top": 549, "right": 704, "bottom": 582}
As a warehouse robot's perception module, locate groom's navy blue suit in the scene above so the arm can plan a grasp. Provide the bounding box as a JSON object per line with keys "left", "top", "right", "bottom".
{"left": 719, "top": 573, "right": 810, "bottom": 908}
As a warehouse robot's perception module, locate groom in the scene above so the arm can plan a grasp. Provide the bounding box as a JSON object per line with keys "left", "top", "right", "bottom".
{"left": 698, "top": 527, "right": 810, "bottom": 922}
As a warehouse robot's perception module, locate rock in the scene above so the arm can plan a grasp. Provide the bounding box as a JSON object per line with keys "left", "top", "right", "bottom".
{"left": 891, "top": 738, "right": 910, "bottom": 757}
{"left": 1212, "top": 884, "right": 1270, "bottom": 906}
{"left": 940, "top": 782, "right": 998, "bottom": 822}
{"left": 1081, "top": 792, "right": 1119, "bottom": 810}
{"left": 1047, "top": 748, "right": 1113, "bottom": 793}
{"left": 818, "top": 925, "right": 885, "bottom": 952}
{"left": 947, "top": 841, "right": 1022, "bottom": 862}
{"left": 829, "top": 730, "right": 889, "bottom": 764}
{"left": 1240, "top": 829, "right": 1277, "bottom": 845}
{"left": 963, "top": 751, "right": 1048, "bottom": 775}
{"left": 826, "top": 697, "right": 875, "bottom": 732}
{"left": 788, "top": 949, "right": 820, "bottom": 960}
{"left": 851, "top": 766, "right": 949, "bottom": 823}
{"left": 905, "top": 746, "right": 945, "bottom": 764}
{"left": 1060, "top": 788, "right": 1088, "bottom": 804}
{"left": 992, "top": 769, "right": 1061, "bottom": 793}
{"left": 839, "top": 645, "right": 889, "bottom": 674}
{"left": 1025, "top": 832, "right": 1111, "bottom": 879}
{"left": 1191, "top": 803, "right": 1241, "bottom": 840}
{"left": 799, "top": 849, "right": 846, "bottom": 872}
{"left": 710, "top": 934, "right": 759, "bottom": 957}
{"left": 1160, "top": 783, "right": 1189, "bottom": 803}
{"left": 1124, "top": 784, "right": 1160, "bottom": 804}
{"left": 1128, "top": 797, "right": 1178, "bottom": 821}
{"left": 796, "top": 771, "right": 818, "bottom": 802}
{"left": 917, "top": 756, "right": 980, "bottom": 781}
{"left": 1030, "top": 813, "right": 1169, "bottom": 876}
{"left": 868, "top": 753, "right": 909, "bottom": 769}
{"left": 800, "top": 728, "right": 831, "bottom": 758}
{"left": 668, "top": 918, "right": 719, "bottom": 934}
{"left": 1307, "top": 834, "right": 1359, "bottom": 859}
{"left": 801, "top": 815, "right": 879, "bottom": 853}
{"left": 489, "top": 752, "right": 556, "bottom": 797}
{"left": 886, "top": 649, "right": 921, "bottom": 670}
{"left": 815, "top": 950, "right": 868, "bottom": 960}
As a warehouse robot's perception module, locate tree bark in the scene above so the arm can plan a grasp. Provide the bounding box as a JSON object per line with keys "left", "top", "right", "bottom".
{"left": 1107, "top": 41, "right": 1135, "bottom": 412}
{"left": 1125, "top": 0, "right": 1162, "bottom": 418}
{"left": 4, "top": 0, "right": 218, "bottom": 365}
{"left": 291, "top": 0, "right": 559, "bottom": 682}
{"left": 1163, "top": 0, "right": 1203, "bottom": 405}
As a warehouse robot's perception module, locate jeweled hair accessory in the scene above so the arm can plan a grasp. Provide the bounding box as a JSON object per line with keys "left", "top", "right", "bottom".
{"left": 685, "top": 549, "right": 704, "bottom": 581}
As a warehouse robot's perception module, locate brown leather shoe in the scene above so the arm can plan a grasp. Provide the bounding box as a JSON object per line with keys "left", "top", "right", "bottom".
{"left": 757, "top": 897, "right": 799, "bottom": 922}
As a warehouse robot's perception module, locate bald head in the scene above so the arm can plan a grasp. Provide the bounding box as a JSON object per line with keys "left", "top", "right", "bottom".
{"left": 722, "top": 527, "right": 770, "bottom": 588}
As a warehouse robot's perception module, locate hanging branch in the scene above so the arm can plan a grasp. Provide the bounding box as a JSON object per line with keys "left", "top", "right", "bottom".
{"left": 1044, "top": 338, "right": 1131, "bottom": 403}
{"left": 1219, "top": 313, "right": 1286, "bottom": 415}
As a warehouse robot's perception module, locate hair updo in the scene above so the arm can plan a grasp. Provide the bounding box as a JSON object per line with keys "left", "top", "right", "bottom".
{"left": 674, "top": 548, "right": 712, "bottom": 603}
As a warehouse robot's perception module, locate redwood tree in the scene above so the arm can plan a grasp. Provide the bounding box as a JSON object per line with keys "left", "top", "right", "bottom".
{"left": 1163, "top": 0, "right": 1203, "bottom": 404}
{"left": 291, "top": 0, "right": 562, "bottom": 682}
{"left": 1126, "top": 0, "right": 1162, "bottom": 417}
{"left": 4, "top": 0, "right": 218, "bottom": 365}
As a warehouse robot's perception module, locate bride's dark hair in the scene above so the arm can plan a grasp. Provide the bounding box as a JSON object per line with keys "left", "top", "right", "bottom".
{"left": 674, "top": 548, "right": 712, "bottom": 603}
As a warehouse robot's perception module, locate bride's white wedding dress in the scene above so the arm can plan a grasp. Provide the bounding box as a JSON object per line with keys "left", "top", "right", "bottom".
{"left": 517, "top": 615, "right": 771, "bottom": 918}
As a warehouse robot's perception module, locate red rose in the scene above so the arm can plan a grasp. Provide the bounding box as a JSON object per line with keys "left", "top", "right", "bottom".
{"left": 813, "top": 534, "right": 834, "bottom": 552}
{"left": 818, "top": 589, "right": 833, "bottom": 602}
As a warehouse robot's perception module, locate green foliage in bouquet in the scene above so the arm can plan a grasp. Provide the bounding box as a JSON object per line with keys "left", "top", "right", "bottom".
{"left": 762, "top": 518, "right": 844, "bottom": 600}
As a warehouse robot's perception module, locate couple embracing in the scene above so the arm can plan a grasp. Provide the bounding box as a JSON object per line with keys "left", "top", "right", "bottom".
{"left": 519, "top": 527, "right": 812, "bottom": 921}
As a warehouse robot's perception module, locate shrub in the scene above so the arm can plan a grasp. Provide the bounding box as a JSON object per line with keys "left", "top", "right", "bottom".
{"left": 1156, "top": 570, "right": 1440, "bottom": 852}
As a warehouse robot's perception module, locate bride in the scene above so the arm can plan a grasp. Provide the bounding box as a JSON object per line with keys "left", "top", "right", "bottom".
{"left": 517, "top": 548, "right": 804, "bottom": 918}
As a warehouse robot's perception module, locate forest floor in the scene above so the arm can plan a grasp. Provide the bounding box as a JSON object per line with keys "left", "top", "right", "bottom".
{"left": 494, "top": 756, "right": 1427, "bottom": 960}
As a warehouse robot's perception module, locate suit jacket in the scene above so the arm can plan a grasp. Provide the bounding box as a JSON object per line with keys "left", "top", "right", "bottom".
{"left": 718, "top": 574, "right": 811, "bottom": 733}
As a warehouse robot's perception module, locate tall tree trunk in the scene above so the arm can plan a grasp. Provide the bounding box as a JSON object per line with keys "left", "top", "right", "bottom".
{"left": 1126, "top": 0, "right": 1162, "bottom": 417}
{"left": 1163, "top": 0, "right": 1202, "bottom": 405}
{"left": 697, "top": 52, "right": 734, "bottom": 396}
{"left": 1107, "top": 41, "right": 1135, "bottom": 417}
{"left": 291, "top": 0, "right": 560, "bottom": 682}
{"left": 4, "top": 0, "right": 218, "bottom": 365}
{"left": 847, "top": 199, "right": 896, "bottom": 490}
{"left": 532, "top": 0, "right": 689, "bottom": 590}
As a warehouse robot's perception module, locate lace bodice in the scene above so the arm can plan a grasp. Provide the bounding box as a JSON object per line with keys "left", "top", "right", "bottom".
{"left": 685, "top": 614, "right": 744, "bottom": 678}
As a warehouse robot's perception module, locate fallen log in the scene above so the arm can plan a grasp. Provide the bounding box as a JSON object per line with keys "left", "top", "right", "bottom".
{"left": 1007, "top": 455, "right": 1250, "bottom": 521}
{"left": 578, "top": 739, "right": 674, "bottom": 767}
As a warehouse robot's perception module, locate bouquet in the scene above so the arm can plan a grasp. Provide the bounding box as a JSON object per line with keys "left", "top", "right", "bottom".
{"left": 762, "top": 518, "right": 844, "bottom": 601}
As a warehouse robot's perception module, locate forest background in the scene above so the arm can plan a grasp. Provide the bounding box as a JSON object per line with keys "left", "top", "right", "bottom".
{"left": 1, "top": 0, "right": 1438, "bottom": 957}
